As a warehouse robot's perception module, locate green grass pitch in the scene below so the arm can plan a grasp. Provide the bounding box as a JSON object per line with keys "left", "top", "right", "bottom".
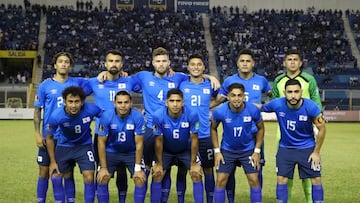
{"left": 0, "top": 120, "right": 359, "bottom": 202}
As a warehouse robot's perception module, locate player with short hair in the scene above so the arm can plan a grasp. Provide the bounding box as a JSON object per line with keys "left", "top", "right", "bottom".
{"left": 261, "top": 79, "right": 325, "bottom": 203}
{"left": 212, "top": 48, "right": 271, "bottom": 203}
{"left": 151, "top": 88, "right": 204, "bottom": 203}
{"left": 211, "top": 83, "right": 264, "bottom": 203}
{"left": 272, "top": 49, "right": 322, "bottom": 203}
{"left": 96, "top": 90, "right": 146, "bottom": 203}
{"left": 46, "top": 86, "right": 102, "bottom": 203}
{"left": 89, "top": 49, "right": 140, "bottom": 203}
{"left": 179, "top": 53, "right": 218, "bottom": 203}
{"left": 34, "top": 52, "right": 90, "bottom": 203}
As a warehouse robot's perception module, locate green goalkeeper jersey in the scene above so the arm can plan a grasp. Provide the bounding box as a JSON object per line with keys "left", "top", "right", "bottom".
{"left": 272, "top": 71, "right": 322, "bottom": 109}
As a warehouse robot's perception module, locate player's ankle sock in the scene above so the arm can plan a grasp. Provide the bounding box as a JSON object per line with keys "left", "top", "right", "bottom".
{"left": 116, "top": 173, "right": 128, "bottom": 203}
{"left": 64, "top": 177, "right": 75, "bottom": 203}
{"left": 51, "top": 176, "right": 65, "bottom": 202}
{"left": 287, "top": 179, "right": 294, "bottom": 203}
{"left": 213, "top": 187, "right": 225, "bottom": 203}
{"left": 276, "top": 183, "right": 288, "bottom": 203}
{"left": 302, "top": 178, "right": 313, "bottom": 203}
{"left": 37, "top": 177, "right": 48, "bottom": 203}
{"left": 204, "top": 173, "right": 215, "bottom": 203}
{"left": 151, "top": 181, "right": 162, "bottom": 202}
{"left": 161, "top": 171, "right": 171, "bottom": 203}
{"left": 250, "top": 186, "right": 262, "bottom": 203}
{"left": 193, "top": 181, "right": 204, "bottom": 203}
{"left": 176, "top": 172, "right": 187, "bottom": 203}
{"left": 84, "top": 182, "right": 95, "bottom": 203}
{"left": 226, "top": 173, "right": 235, "bottom": 203}
{"left": 312, "top": 184, "right": 324, "bottom": 203}
{"left": 97, "top": 184, "right": 109, "bottom": 203}
{"left": 134, "top": 185, "right": 146, "bottom": 203}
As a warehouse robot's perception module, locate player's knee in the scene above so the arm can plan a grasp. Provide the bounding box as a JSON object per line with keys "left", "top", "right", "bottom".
{"left": 133, "top": 177, "right": 145, "bottom": 186}
{"left": 311, "top": 177, "right": 322, "bottom": 185}
{"left": 82, "top": 170, "right": 95, "bottom": 183}
{"left": 190, "top": 172, "right": 202, "bottom": 182}
{"left": 203, "top": 167, "right": 213, "bottom": 175}
{"left": 215, "top": 174, "right": 228, "bottom": 188}
{"left": 39, "top": 166, "right": 49, "bottom": 178}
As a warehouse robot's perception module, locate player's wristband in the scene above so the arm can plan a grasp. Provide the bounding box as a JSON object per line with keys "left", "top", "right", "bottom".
{"left": 134, "top": 164, "right": 142, "bottom": 172}
{"left": 214, "top": 148, "right": 220, "bottom": 153}
{"left": 254, "top": 148, "right": 261, "bottom": 154}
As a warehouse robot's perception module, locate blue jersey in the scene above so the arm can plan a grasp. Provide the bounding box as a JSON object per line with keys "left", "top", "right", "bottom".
{"left": 47, "top": 102, "right": 102, "bottom": 147}
{"left": 34, "top": 77, "right": 91, "bottom": 138}
{"left": 133, "top": 71, "right": 188, "bottom": 128}
{"left": 87, "top": 76, "right": 141, "bottom": 134}
{"left": 98, "top": 108, "right": 145, "bottom": 153}
{"left": 153, "top": 106, "right": 199, "bottom": 154}
{"left": 219, "top": 73, "right": 271, "bottom": 104}
{"left": 261, "top": 98, "right": 321, "bottom": 149}
{"left": 212, "top": 102, "right": 263, "bottom": 152}
{"left": 179, "top": 78, "right": 217, "bottom": 139}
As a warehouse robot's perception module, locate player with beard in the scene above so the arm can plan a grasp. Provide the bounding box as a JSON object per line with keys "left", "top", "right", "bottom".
{"left": 211, "top": 83, "right": 264, "bottom": 203}
{"left": 261, "top": 79, "right": 325, "bottom": 203}
{"left": 88, "top": 49, "right": 141, "bottom": 203}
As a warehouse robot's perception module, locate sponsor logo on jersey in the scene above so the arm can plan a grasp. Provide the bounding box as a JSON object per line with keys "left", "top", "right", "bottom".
{"left": 97, "top": 84, "right": 104, "bottom": 89}
{"left": 51, "top": 89, "right": 57, "bottom": 94}
{"left": 225, "top": 118, "right": 232, "bottom": 123}
{"left": 279, "top": 112, "right": 286, "bottom": 117}
{"left": 164, "top": 123, "right": 171, "bottom": 129}
{"left": 110, "top": 124, "right": 117, "bottom": 129}
{"left": 183, "top": 88, "right": 190, "bottom": 93}
{"left": 149, "top": 81, "right": 155, "bottom": 86}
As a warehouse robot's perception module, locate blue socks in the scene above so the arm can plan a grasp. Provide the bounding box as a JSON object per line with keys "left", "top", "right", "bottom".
{"left": 64, "top": 177, "right": 75, "bottom": 203}
{"left": 214, "top": 187, "right": 225, "bottom": 203}
{"left": 204, "top": 173, "right": 215, "bottom": 203}
{"left": 161, "top": 171, "right": 171, "bottom": 203}
{"left": 151, "top": 181, "right": 162, "bottom": 203}
{"left": 51, "top": 176, "right": 65, "bottom": 203}
{"left": 134, "top": 185, "right": 146, "bottom": 203}
{"left": 193, "top": 181, "right": 204, "bottom": 203}
{"left": 276, "top": 183, "right": 288, "bottom": 203}
{"left": 312, "top": 184, "right": 324, "bottom": 203}
{"left": 37, "top": 177, "right": 48, "bottom": 203}
{"left": 84, "top": 182, "right": 95, "bottom": 203}
{"left": 250, "top": 186, "right": 262, "bottom": 203}
{"left": 97, "top": 184, "right": 109, "bottom": 203}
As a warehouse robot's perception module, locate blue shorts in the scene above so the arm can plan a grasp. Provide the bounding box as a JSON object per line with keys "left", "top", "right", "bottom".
{"left": 143, "top": 126, "right": 155, "bottom": 166}
{"left": 105, "top": 152, "right": 145, "bottom": 176}
{"left": 37, "top": 139, "right": 57, "bottom": 166}
{"left": 198, "top": 137, "right": 214, "bottom": 168}
{"left": 163, "top": 150, "right": 201, "bottom": 170}
{"left": 216, "top": 149, "right": 258, "bottom": 174}
{"left": 55, "top": 144, "right": 95, "bottom": 173}
{"left": 276, "top": 147, "right": 321, "bottom": 179}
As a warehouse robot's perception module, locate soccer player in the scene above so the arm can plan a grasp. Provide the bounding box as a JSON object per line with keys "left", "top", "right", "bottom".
{"left": 271, "top": 49, "right": 322, "bottom": 203}
{"left": 261, "top": 79, "right": 325, "bottom": 203}
{"left": 96, "top": 91, "right": 146, "bottom": 203}
{"left": 212, "top": 48, "right": 271, "bottom": 202}
{"left": 34, "top": 52, "right": 90, "bottom": 203}
{"left": 46, "top": 86, "right": 102, "bottom": 203}
{"left": 151, "top": 88, "right": 204, "bottom": 203}
{"left": 88, "top": 49, "right": 140, "bottom": 203}
{"left": 211, "top": 83, "right": 264, "bottom": 203}
{"left": 179, "top": 53, "right": 218, "bottom": 203}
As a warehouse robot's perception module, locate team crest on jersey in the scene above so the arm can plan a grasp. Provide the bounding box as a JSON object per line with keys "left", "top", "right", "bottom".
{"left": 225, "top": 118, "right": 232, "bottom": 123}
{"left": 181, "top": 122, "right": 189, "bottom": 128}
{"left": 243, "top": 116, "right": 252, "bottom": 122}
{"left": 118, "top": 83, "right": 126, "bottom": 89}
{"left": 51, "top": 89, "right": 58, "bottom": 94}
{"left": 110, "top": 124, "right": 117, "bottom": 129}
{"left": 252, "top": 84, "right": 260, "bottom": 90}
{"left": 82, "top": 117, "right": 91, "bottom": 123}
{"left": 279, "top": 112, "right": 286, "bottom": 117}
{"left": 97, "top": 84, "right": 105, "bottom": 89}
{"left": 183, "top": 88, "right": 190, "bottom": 93}
{"left": 126, "top": 124, "right": 134, "bottom": 130}
{"left": 299, "top": 115, "right": 308, "bottom": 121}
{"left": 203, "top": 88, "right": 210, "bottom": 94}
{"left": 168, "top": 83, "right": 175, "bottom": 88}
{"left": 149, "top": 81, "right": 155, "bottom": 86}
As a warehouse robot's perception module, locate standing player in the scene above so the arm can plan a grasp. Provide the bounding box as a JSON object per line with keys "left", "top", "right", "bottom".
{"left": 179, "top": 53, "right": 218, "bottom": 203}
{"left": 151, "top": 88, "right": 204, "bottom": 203}
{"left": 88, "top": 49, "right": 140, "bottom": 203}
{"left": 34, "top": 52, "right": 90, "bottom": 203}
{"left": 212, "top": 48, "right": 271, "bottom": 202}
{"left": 96, "top": 91, "right": 146, "bottom": 203}
{"left": 211, "top": 83, "right": 264, "bottom": 203}
{"left": 272, "top": 49, "right": 322, "bottom": 203}
{"left": 261, "top": 79, "right": 325, "bottom": 203}
{"left": 46, "top": 86, "right": 102, "bottom": 203}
